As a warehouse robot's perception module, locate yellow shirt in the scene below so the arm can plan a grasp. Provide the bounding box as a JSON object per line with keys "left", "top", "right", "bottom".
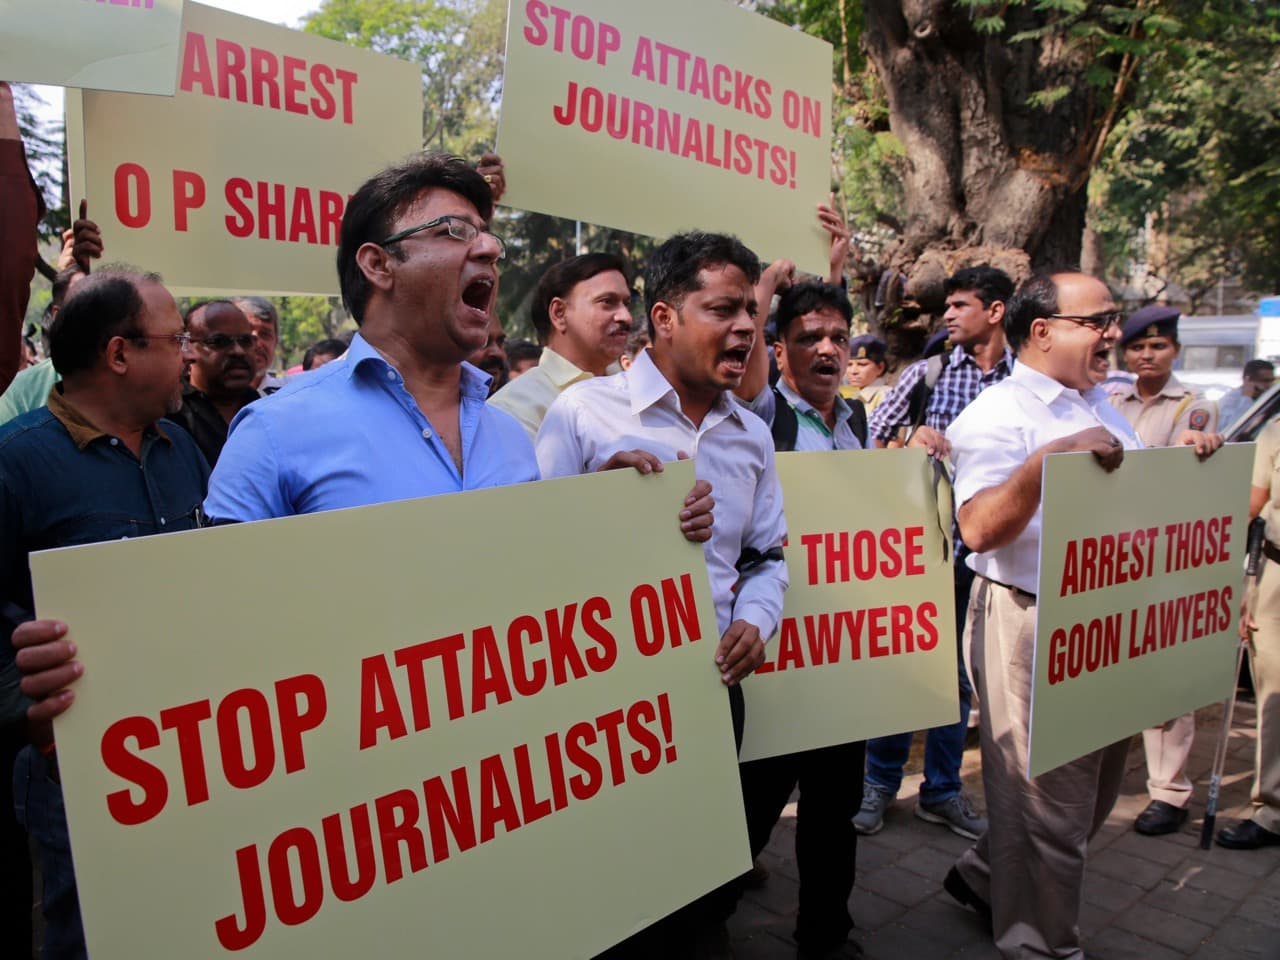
{"left": 1106, "top": 375, "right": 1217, "bottom": 447}
{"left": 840, "top": 381, "right": 888, "bottom": 412}
{"left": 488, "top": 347, "right": 596, "bottom": 440}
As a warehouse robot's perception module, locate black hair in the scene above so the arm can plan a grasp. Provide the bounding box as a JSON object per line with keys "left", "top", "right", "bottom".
{"left": 48, "top": 267, "right": 161, "bottom": 377}
{"left": 1244, "top": 359, "right": 1276, "bottom": 378}
{"left": 643, "top": 232, "right": 761, "bottom": 335}
{"left": 505, "top": 338, "right": 542, "bottom": 366}
{"left": 530, "top": 253, "right": 631, "bottom": 343}
{"left": 1004, "top": 272, "right": 1061, "bottom": 353}
{"left": 774, "top": 280, "right": 853, "bottom": 339}
{"left": 337, "top": 153, "right": 493, "bottom": 324}
{"left": 183, "top": 299, "right": 240, "bottom": 328}
{"left": 303, "top": 338, "right": 349, "bottom": 370}
{"left": 944, "top": 265, "right": 1015, "bottom": 307}
{"left": 46, "top": 265, "right": 85, "bottom": 319}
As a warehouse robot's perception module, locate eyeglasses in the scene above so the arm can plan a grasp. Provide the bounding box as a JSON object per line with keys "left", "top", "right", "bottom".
{"left": 194, "top": 334, "right": 255, "bottom": 351}
{"left": 378, "top": 215, "right": 507, "bottom": 260}
{"left": 130, "top": 333, "right": 193, "bottom": 349}
{"left": 1048, "top": 312, "right": 1124, "bottom": 332}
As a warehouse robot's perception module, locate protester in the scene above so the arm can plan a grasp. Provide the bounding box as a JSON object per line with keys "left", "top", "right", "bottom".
{"left": 1224, "top": 419, "right": 1280, "bottom": 849}
{"left": 2, "top": 268, "right": 209, "bottom": 960}
{"left": 302, "top": 337, "right": 348, "bottom": 372}
{"left": 538, "top": 231, "right": 786, "bottom": 956}
{"left": 1109, "top": 305, "right": 1223, "bottom": 837}
{"left": 1218, "top": 358, "right": 1276, "bottom": 427}
{"left": 942, "top": 271, "right": 1141, "bottom": 958}
{"left": 466, "top": 313, "right": 509, "bottom": 394}
{"left": 733, "top": 277, "right": 866, "bottom": 958}
{"left": 840, "top": 333, "right": 889, "bottom": 410}
{"left": 489, "top": 252, "right": 633, "bottom": 438}
{"left": 232, "top": 296, "right": 285, "bottom": 393}
{"left": 855, "top": 266, "right": 1014, "bottom": 842}
{"left": 505, "top": 337, "right": 541, "bottom": 378}
{"left": 619, "top": 326, "right": 650, "bottom": 371}
{"left": 169, "top": 300, "right": 260, "bottom": 467}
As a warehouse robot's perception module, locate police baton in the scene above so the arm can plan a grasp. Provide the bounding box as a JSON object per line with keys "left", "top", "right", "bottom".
{"left": 1200, "top": 516, "right": 1265, "bottom": 849}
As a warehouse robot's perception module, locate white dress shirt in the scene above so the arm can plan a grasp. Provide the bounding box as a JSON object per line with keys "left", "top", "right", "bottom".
{"left": 946, "top": 362, "right": 1142, "bottom": 595}
{"left": 537, "top": 349, "right": 788, "bottom": 638}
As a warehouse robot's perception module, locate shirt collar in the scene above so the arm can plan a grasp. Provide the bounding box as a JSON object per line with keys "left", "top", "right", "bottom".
{"left": 1110, "top": 374, "right": 1190, "bottom": 403}
{"left": 1010, "top": 361, "right": 1073, "bottom": 405}
{"left": 536, "top": 347, "right": 596, "bottom": 389}
{"left": 954, "top": 343, "right": 1014, "bottom": 372}
{"left": 346, "top": 332, "right": 490, "bottom": 402}
{"left": 627, "top": 349, "right": 744, "bottom": 424}
{"left": 777, "top": 377, "right": 853, "bottom": 424}
{"left": 46, "top": 384, "right": 172, "bottom": 450}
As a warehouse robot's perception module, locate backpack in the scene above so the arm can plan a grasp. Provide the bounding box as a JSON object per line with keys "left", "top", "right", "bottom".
{"left": 769, "top": 385, "right": 868, "bottom": 452}
{"left": 905, "top": 352, "right": 952, "bottom": 430}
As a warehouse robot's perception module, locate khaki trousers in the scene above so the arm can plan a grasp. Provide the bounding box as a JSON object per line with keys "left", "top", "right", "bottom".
{"left": 1250, "top": 559, "right": 1280, "bottom": 833}
{"left": 955, "top": 579, "right": 1130, "bottom": 960}
{"left": 1141, "top": 712, "right": 1196, "bottom": 807}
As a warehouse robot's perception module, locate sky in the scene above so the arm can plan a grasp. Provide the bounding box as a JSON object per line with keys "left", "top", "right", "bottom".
{"left": 30, "top": 0, "right": 325, "bottom": 121}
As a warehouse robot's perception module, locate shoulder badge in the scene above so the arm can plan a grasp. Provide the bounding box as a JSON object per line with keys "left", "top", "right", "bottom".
{"left": 1189, "top": 409, "right": 1210, "bottom": 431}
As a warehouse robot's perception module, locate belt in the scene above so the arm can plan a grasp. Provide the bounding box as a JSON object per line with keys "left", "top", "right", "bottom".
{"left": 978, "top": 574, "right": 1036, "bottom": 603}
{"left": 1265, "top": 541, "right": 1280, "bottom": 566}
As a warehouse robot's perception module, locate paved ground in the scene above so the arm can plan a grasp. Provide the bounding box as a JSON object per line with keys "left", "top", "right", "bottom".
{"left": 729, "top": 700, "right": 1280, "bottom": 959}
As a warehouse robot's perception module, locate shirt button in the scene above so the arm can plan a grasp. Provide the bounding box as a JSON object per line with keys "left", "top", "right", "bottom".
{"left": 421, "top": 428, "right": 433, "bottom": 440}
{"left": 109, "top": 437, "right": 119, "bottom": 446}
{"left": 386, "top": 369, "right": 397, "bottom": 381}
{"left": 159, "top": 518, "right": 167, "bottom": 526}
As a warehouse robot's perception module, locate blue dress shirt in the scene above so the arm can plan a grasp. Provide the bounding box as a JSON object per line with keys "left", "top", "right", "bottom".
{"left": 204, "top": 333, "right": 538, "bottom": 521}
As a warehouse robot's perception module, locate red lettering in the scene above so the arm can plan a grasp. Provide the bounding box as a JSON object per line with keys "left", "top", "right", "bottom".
{"left": 113, "top": 163, "right": 151, "bottom": 229}
{"left": 101, "top": 715, "right": 167, "bottom": 826}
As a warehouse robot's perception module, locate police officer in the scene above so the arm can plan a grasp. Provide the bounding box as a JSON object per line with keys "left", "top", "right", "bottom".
{"left": 1108, "top": 305, "right": 1223, "bottom": 836}
{"left": 1220, "top": 420, "right": 1280, "bottom": 848}
{"left": 841, "top": 334, "right": 889, "bottom": 411}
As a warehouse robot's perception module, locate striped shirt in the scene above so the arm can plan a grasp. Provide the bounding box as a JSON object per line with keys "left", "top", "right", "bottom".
{"left": 867, "top": 344, "right": 1014, "bottom": 444}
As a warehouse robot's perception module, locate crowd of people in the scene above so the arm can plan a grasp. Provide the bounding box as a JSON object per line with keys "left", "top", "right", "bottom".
{"left": 1, "top": 77, "right": 1278, "bottom": 960}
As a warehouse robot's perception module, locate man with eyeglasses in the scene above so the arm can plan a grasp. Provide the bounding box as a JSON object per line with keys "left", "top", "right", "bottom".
{"left": 169, "top": 300, "right": 261, "bottom": 467}
{"left": 0, "top": 268, "right": 209, "bottom": 959}
{"left": 939, "top": 272, "right": 1141, "bottom": 959}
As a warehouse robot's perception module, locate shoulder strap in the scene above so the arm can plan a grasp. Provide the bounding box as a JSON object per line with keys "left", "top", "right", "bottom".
{"left": 847, "top": 396, "right": 868, "bottom": 447}
{"left": 907, "top": 353, "right": 950, "bottom": 430}
{"left": 769, "top": 386, "right": 799, "bottom": 452}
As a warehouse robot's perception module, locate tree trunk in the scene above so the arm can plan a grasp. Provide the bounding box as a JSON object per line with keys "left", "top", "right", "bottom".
{"left": 862, "top": 1, "right": 1107, "bottom": 310}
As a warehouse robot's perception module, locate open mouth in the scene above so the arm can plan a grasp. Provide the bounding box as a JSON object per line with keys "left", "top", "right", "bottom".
{"left": 719, "top": 345, "right": 751, "bottom": 376}
{"left": 812, "top": 360, "right": 841, "bottom": 377}
{"left": 462, "top": 276, "right": 495, "bottom": 312}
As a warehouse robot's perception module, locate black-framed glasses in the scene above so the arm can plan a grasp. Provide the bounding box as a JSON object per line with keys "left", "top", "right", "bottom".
{"left": 130, "top": 333, "right": 193, "bottom": 349}
{"left": 378, "top": 215, "right": 506, "bottom": 260}
{"left": 194, "top": 334, "right": 255, "bottom": 351}
{"left": 1048, "top": 311, "right": 1124, "bottom": 332}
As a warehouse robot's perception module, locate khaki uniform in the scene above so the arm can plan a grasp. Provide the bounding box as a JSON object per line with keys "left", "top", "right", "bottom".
{"left": 840, "top": 380, "right": 888, "bottom": 412}
{"left": 1107, "top": 375, "right": 1219, "bottom": 808}
{"left": 1247, "top": 421, "right": 1280, "bottom": 833}
{"left": 1107, "top": 374, "right": 1218, "bottom": 441}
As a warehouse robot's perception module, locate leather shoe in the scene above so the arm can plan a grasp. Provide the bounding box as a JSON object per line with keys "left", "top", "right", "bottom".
{"left": 1134, "top": 800, "right": 1188, "bottom": 836}
{"left": 944, "top": 866, "right": 992, "bottom": 932}
{"left": 1216, "top": 819, "right": 1280, "bottom": 850}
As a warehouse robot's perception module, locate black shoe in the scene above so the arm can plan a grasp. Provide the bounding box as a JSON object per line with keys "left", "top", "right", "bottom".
{"left": 1216, "top": 819, "right": 1280, "bottom": 850}
{"left": 1134, "top": 800, "right": 1188, "bottom": 836}
{"left": 944, "top": 866, "right": 992, "bottom": 931}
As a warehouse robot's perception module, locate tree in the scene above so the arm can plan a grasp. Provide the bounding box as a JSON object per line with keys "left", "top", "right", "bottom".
{"left": 303, "top": 0, "right": 506, "bottom": 155}
{"left": 1089, "top": 2, "right": 1280, "bottom": 302}
{"left": 760, "top": 1, "right": 1198, "bottom": 323}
